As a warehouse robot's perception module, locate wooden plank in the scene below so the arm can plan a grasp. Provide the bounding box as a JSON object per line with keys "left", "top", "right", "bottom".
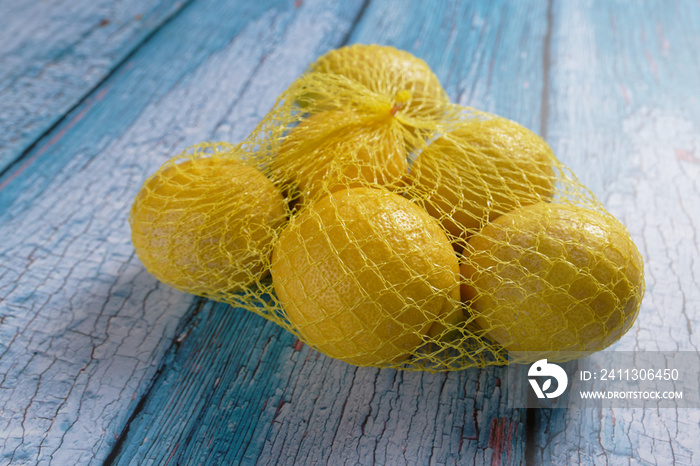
{"left": 533, "top": 1, "right": 700, "bottom": 464}
{"left": 108, "top": 0, "right": 551, "bottom": 464}
{"left": 0, "top": 0, "right": 363, "bottom": 464}
{"left": 0, "top": 0, "right": 189, "bottom": 174}
{"left": 109, "top": 301, "right": 520, "bottom": 465}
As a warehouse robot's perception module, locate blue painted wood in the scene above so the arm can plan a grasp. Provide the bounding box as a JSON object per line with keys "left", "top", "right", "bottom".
{"left": 0, "top": 0, "right": 363, "bottom": 464}
{"left": 532, "top": 1, "right": 700, "bottom": 464}
{"left": 3, "top": 0, "right": 695, "bottom": 464}
{"left": 0, "top": 0, "right": 188, "bottom": 174}
{"left": 110, "top": 1, "right": 551, "bottom": 464}
{"left": 110, "top": 301, "right": 522, "bottom": 465}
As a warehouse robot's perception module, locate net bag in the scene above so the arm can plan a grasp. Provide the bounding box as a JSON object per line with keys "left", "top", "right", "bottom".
{"left": 130, "top": 44, "right": 645, "bottom": 371}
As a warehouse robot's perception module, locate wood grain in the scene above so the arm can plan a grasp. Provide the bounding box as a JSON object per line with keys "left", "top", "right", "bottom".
{"left": 109, "top": 302, "right": 522, "bottom": 465}
{"left": 0, "top": 0, "right": 188, "bottom": 174}
{"left": 0, "top": 0, "right": 362, "bottom": 464}
{"left": 532, "top": 1, "right": 700, "bottom": 464}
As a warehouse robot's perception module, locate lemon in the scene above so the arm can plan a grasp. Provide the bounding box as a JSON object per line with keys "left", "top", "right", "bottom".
{"left": 271, "top": 187, "right": 462, "bottom": 366}
{"left": 461, "top": 202, "right": 644, "bottom": 354}
{"left": 269, "top": 109, "right": 408, "bottom": 206}
{"left": 408, "top": 114, "right": 556, "bottom": 243}
{"left": 305, "top": 44, "right": 449, "bottom": 125}
{"left": 130, "top": 146, "right": 287, "bottom": 297}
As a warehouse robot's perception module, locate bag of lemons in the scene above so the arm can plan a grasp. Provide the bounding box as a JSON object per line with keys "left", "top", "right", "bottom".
{"left": 130, "top": 44, "right": 644, "bottom": 371}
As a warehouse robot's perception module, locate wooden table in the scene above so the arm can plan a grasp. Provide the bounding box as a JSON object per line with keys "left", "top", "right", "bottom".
{"left": 2, "top": 1, "right": 699, "bottom": 464}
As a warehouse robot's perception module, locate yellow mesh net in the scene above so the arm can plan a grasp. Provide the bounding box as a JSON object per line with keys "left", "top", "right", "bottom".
{"left": 130, "top": 44, "right": 645, "bottom": 371}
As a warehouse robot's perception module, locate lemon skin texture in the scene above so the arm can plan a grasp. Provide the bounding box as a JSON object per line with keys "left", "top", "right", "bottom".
{"left": 304, "top": 44, "right": 449, "bottom": 125}
{"left": 130, "top": 155, "right": 287, "bottom": 297}
{"left": 461, "top": 202, "right": 644, "bottom": 355}
{"left": 270, "top": 110, "right": 408, "bottom": 206}
{"left": 271, "top": 187, "right": 462, "bottom": 366}
{"left": 409, "top": 116, "right": 556, "bottom": 243}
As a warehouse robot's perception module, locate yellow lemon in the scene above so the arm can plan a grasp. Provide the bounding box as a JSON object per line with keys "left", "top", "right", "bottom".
{"left": 271, "top": 187, "right": 462, "bottom": 366}
{"left": 461, "top": 202, "right": 644, "bottom": 354}
{"left": 130, "top": 145, "right": 287, "bottom": 297}
{"left": 269, "top": 110, "right": 408, "bottom": 206}
{"left": 408, "top": 114, "right": 556, "bottom": 243}
{"left": 304, "top": 44, "right": 449, "bottom": 125}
